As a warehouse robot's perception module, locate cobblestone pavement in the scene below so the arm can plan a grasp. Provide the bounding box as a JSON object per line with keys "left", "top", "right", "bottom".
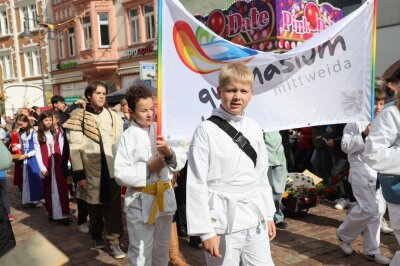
{"left": 6, "top": 173, "right": 398, "bottom": 266}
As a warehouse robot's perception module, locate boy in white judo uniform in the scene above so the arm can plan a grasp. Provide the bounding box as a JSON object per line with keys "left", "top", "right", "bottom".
{"left": 364, "top": 91, "right": 400, "bottom": 266}
{"left": 336, "top": 89, "right": 391, "bottom": 265}
{"left": 114, "top": 84, "right": 187, "bottom": 266}
{"left": 186, "top": 63, "right": 276, "bottom": 266}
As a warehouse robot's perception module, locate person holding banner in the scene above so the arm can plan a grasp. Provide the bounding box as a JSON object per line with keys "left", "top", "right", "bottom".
{"left": 336, "top": 89, "right": 391, "bottom": 265}
{"left": 186, "top": 63, "right": 276, "bottom": 266}
{"left": 114, "top": 84, "right": 187, "bottom": 266}
{"left": 364, "top": 89, "right": 400, "bottom": 266}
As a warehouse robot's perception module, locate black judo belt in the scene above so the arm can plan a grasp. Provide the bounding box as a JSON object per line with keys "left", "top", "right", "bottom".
{"left": 208, "top": 115, "right": 257, "bottom": 167}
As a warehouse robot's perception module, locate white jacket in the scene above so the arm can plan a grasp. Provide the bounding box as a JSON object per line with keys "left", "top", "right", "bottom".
{"left": 114, "top": 122, "right": 187, "bottom": 223}
{"left": 364, "top": 105, "right": 400, "bottom": 175}
{"left": 341, "top": 121, "right": 377, "bottom": 185}
{"left": 186, "top": 108, "right": 275, "bottom": 238}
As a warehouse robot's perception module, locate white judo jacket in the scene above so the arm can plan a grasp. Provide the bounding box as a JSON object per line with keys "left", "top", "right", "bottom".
{"left": 341, "top": 121, "right": 377, "bottom": 185}
{"left": 114, "top": 122, "right": 187, "bottom": 223}
{"left": 186, "top": 108, "right": 276, "bottom": 239}
{"left": 364, "top": 105, "right": 400, "bottom": 175}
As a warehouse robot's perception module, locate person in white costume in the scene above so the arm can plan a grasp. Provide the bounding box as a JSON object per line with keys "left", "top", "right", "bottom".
{"left": 186, "top": 63, "right": 276, "bottom": 266}
{"left": 336, "top": 89, "right": 391, "bottom": 265}
{"left": 364, "top": 91, "right": 400, "bottom": 266}
{"left": 114, "top": 84, "right": 187, "bottom": 266}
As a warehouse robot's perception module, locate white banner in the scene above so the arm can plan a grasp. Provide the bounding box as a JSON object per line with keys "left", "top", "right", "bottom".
{"left": 161, "top": 0, "right": 373, "bottom": 140}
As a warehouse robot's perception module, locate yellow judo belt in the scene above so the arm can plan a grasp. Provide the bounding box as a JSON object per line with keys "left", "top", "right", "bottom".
{"left": 132, "top": 180, "right": 172, "bottom": 225}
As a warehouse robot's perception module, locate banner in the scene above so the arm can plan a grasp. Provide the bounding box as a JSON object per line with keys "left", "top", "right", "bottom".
{"left": 161, "top": 0, "right": 373, "bottom": 140}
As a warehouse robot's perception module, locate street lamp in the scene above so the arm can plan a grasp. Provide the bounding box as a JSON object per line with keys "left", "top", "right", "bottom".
{"left": 22, "top": 16, "right": 54, "bottom": 106}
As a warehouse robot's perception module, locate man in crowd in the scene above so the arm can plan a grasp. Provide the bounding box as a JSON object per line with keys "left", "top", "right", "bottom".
{"left": 63, "top": 81, "right": 125, "bottom": 259}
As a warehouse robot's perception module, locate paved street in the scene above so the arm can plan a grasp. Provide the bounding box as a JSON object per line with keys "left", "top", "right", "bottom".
{"left": 6, "top": 172, "right": 398, "bottom": 266}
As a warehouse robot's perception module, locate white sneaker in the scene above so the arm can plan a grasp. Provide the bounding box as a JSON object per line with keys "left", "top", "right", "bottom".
{"left": 364, "top": 254, "right": 391, "bottom": 265}
{"left": 78, "top": 222, "right": 89, "bottom": 234}
{"left": 335, "top": 198, "right": 348, "bottom": 210}
{"left": 336, "top": 229, "right": 353, "bottom": 255}
{"left": 110, "top": 244, "right": 126, "bottom": 260}
{"left": 381, "top": 218, "right": 394, "bottom": 234}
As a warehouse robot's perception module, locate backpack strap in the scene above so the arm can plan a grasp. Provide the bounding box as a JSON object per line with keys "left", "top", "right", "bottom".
{"left": 208, "top": 115, "right": 257, "bottom": 167}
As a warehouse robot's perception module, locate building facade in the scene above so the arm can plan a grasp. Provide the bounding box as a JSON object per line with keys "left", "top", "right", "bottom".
{"left": 50, "top": 0, "right": 157, "bottom": 104}
{"left": 0, "top": 0, "right": 53, "bottom": 115}
{"left": 1, "top": 0, "right": 398, "bottom": 115}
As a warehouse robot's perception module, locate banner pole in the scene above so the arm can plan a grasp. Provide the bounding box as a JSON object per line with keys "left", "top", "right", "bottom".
{"left": 156, "top": 0, "right": 163, "bottom": 136}
{"left": 371, "top": 0, "right": 377, "bottom": 121}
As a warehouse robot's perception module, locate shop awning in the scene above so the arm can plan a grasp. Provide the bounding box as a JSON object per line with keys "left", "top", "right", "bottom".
{"left": 116, "top": 66, "right": 140, "bottom": 76}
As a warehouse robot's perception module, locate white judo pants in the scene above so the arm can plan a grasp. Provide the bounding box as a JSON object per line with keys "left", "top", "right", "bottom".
{"left": 126, "top": 208, "right": 173, "bottom": 266}
{"left": 205, "top": 224, "right": 274, "bottom": 266}
{"left": 337, "top": 184, "right": 384, "bottom": 255}
{"left": 388, "top": 203, "right": 400, "bottom": 266}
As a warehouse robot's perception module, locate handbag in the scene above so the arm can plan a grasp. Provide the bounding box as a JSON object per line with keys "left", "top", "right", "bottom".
{"left": 377, "top": 173, "right": 400, "bottom": 204}
{"left": 0, "top": 140, "right": 12, "bottom": 170}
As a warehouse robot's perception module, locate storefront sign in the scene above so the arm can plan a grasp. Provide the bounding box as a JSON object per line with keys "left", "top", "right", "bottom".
{"left": 127, "top": 44, "right": 156, "bottom": 57}
{"left": 63, "top": 96, "right": 80, "bottom": 104}
{"left": 196, "top": 0, "right": 343, "bottom": 52}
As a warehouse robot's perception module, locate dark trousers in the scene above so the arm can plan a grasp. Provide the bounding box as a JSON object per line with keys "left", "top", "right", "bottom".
{"left": 77, "top": 198, "right": 88, "bottom": 225}
{"left": 87, "top": 179, "right": 123, "bottom": 245}
{"left": 0, "top": 193, "right": 15, "bottom": 256}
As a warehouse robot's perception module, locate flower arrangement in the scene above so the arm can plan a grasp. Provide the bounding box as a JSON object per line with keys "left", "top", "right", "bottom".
{"left": 282, "top": 171, "right": 322, "bottom": 212}
{"left": 322, "top": 161, "right": 350, "bottom": 201}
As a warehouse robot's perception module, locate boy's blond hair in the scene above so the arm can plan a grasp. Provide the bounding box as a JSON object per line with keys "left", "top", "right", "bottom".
{"left": 219, "top": 63, "right": 253, "bottom": 89}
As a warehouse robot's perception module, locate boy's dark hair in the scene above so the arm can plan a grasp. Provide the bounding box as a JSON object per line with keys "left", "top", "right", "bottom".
{"left": 31, "top": 106, "right": 39, "bottom": 111}
{"left": 375, "top": 88, "right": 385, "bottom": 103}
{"left": 125, "top": 84, "right": 153, "bottom": 111}
{"left": 51, "top": 95, "right": 65, "bottom": 105}
{"left": 84, "top": 81, "right": 107, "bottom": 102}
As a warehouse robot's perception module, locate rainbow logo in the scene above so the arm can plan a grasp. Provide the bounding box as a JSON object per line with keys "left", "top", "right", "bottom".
{"left": 173, "top": 21, "right": 258, "bottom": 74}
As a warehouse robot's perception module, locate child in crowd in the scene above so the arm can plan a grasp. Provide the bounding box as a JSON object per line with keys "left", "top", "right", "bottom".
{"left": 37, "top": 111, "right": 70, "bottom": 225}
{"left": 364, "top": 84, "right": 400, "bottom": 266}
{"left": 10, "top": 124, "right": 22, "bottom": 190}
{"left": 53, "top": 112, "right": 75, "bottom": 200}
{"left": 186, "top": 63, "right": 276, "bottom": 266}
{"left": 15, "top": 114, "right": 43, "bottom": 207}
{"left": 336, "top": 88, "right": 391, "bottom": 265}
{"left": 114, "top": 84, "right": 187, "bottom": 265}
{"left": 0, "top": 128, "right": 13, "bottom": 221}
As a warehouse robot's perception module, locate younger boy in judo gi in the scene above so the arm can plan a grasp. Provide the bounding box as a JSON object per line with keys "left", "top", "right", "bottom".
{"left": 336, "top": 88, "right": 391, "bottom": 265}
{"left": 114, "top": 84, "right": 187, "bottom": 266}
{"left": 186, "top": 63, "right": 276, "bottom": 266}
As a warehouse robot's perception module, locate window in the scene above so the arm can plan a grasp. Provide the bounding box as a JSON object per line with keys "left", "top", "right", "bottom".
{"left": 82, "top": 16, "right": 92, "bottom": 49}
{"left": 24, "top": 50, "right": 42, "bottom": 77}
{"left": 144, "top": 4, "right": 155, "bottom": 40}
{"left": 31, "top": 4, "right": 38, "bottom": 28}
{"left": 0, "top": 55, "right": 13, "bottom": 80}
{"left": 129, "top": 8, "right": 139, "bottom": 44}
{"left": 58, "top": 31, "right": 64, "bottom": 58}
{"left": 68, "top": 27, "right": 75, "bottom": 56}
{"left": 21, "top": 4, "right": 38, "bottom": 31}
{"left": 98, "top": 13, "right": 110, "bottom": 47}
{"left": 33, "top": 51, "right": 42, "bottom": 75}
{"left": 25, "top": 51, "right": 34, "bottom": 76}
{"left": 0, "top": 11, "right": 9, "bottom": 36}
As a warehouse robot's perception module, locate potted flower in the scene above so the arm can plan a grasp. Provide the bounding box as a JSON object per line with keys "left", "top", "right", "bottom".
{"left": 282, "top": 171, "right": 322, "bottom": 213}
